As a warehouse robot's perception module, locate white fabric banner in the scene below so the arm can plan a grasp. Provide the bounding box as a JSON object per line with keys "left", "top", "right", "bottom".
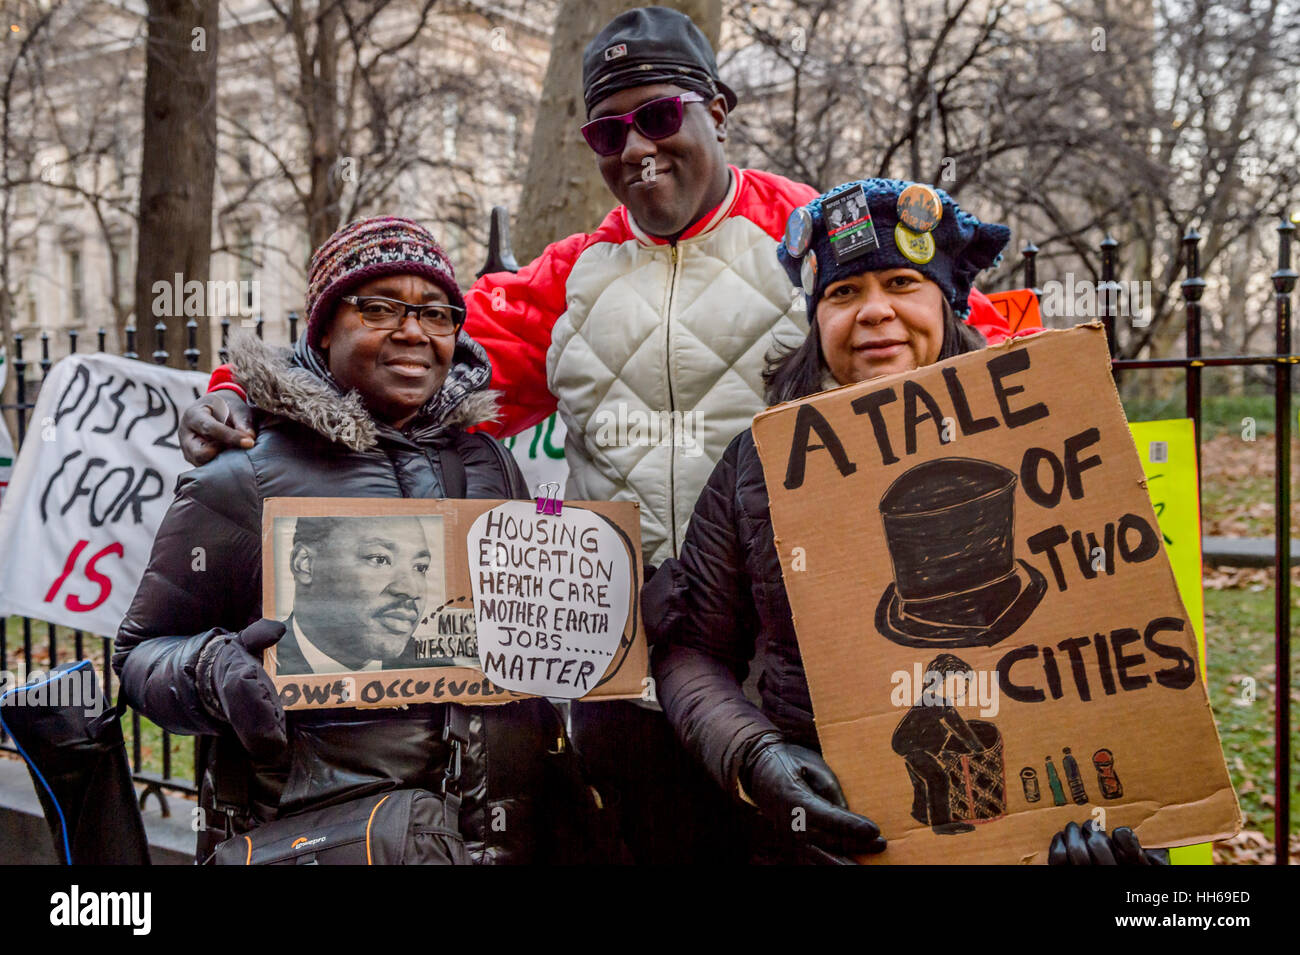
{"left": 504, "top": 411, "right": 568, "bottom": 498}
{"left": 0, "top": 353, "right": 206, "bottom": 635}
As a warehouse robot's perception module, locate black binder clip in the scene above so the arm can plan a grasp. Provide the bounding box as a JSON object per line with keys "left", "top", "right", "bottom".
{"left": 536, "top": 481, "right": 563, "bottom": 516}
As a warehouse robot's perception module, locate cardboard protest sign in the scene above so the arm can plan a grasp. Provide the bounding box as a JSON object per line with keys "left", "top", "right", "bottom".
{"left": 1128, "top": 419, "right": 1213, "bottom": 865}
{"left": 262, "top": 496, "right": 645, "bottom": 709}
{"left": 751, "top": 325, "right": 1240, "bottom": 864}
{"left": 468, "top": 500, "right": 632, "bottom": 697}
{"left": 0, "top": 354, "right": 205, "bottom": 635}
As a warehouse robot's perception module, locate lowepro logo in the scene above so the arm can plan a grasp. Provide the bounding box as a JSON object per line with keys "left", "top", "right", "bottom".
{"left": 49, "top": 885, "right": 151, "bottom": 935}
{"left": 292, "top": 835, "right": 328, "bottom": 849}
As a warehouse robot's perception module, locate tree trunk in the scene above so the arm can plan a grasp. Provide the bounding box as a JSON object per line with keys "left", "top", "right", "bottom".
{"left": 304, "top": 2, "right": 343, "bottom": 250}
{"left": 514, "top": 0, "right": 721, "bottom": 264}
{"left": 134, "top": 0, "right": 218, "bottom": 369}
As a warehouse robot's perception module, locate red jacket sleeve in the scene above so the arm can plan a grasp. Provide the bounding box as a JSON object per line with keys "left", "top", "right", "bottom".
{"left": 965, "top": 287, "right": 1012, "bottom": 344}
{"left": 207, "top": 364, "right": 246, "bottom": 401}
{"left": 464, "top": 232, "right": 589, "bottom": 438}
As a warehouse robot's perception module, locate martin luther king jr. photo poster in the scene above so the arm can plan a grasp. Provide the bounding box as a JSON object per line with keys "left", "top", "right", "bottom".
{"left": 267, "top": 512, "right": 464, "bottom": 677}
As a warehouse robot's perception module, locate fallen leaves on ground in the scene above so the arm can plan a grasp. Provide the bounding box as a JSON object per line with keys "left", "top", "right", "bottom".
{"left": 1213, "top": 829, "right": 1300, "bottom": 865}
{"left": 1201, "top": 433, "right": 1300, "bottom": 539}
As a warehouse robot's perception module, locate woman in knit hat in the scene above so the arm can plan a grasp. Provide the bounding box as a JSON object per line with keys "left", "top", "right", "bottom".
{"left": 113, "top": 216, "right": 605, "bottom": 864}
{"left": 644, "top": 179, "right": 1167, "bottom": 865}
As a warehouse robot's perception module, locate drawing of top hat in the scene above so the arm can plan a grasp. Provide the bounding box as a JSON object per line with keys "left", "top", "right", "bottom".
{"left": 875, "top": 457, "right": 1047, "bottom": 649}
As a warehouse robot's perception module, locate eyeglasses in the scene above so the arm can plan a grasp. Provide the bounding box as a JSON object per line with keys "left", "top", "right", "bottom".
{"left": 342, "top": 295, "right": 464, "bottom": 337}
{"left": 580, "top": 92, "right": 706, "bottom": 157}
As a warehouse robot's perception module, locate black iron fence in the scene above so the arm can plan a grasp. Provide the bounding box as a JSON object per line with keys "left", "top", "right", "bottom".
{"left": 1020, "top": 219, "right": 1297, "bottom": 865}
{"left": 0, "top": 220, "right": 1295, "bottom": 859}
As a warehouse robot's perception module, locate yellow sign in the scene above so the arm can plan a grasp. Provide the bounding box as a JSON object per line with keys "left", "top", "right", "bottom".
{"left": 1128, "top": 419, "right": 1212, "bottom": 865}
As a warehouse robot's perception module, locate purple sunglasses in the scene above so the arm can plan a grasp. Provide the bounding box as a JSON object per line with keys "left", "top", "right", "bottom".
{"left": 580, "top": 92, "right": 706, "bottom": 156}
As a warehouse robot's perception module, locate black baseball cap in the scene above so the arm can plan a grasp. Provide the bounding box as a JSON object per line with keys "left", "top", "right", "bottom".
{"left": 582, "top": 6, "right": 739, "bottom": 116}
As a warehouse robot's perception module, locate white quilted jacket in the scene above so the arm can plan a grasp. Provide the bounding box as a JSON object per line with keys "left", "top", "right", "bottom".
{"left": 546, "top": 168, "right": 814, "bottom": 565}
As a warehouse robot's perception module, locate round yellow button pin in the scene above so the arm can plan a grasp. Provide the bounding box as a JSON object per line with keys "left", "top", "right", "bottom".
{"left": 895, "top": 223, "right": 935, "bottom": 264}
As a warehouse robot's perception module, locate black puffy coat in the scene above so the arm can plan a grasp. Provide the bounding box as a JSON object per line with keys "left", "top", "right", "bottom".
{"left": 113, "top": 332, "right": 566, "bottom": 864}
{"left": 644, "top": 428, "right": 819, "bottom": 800}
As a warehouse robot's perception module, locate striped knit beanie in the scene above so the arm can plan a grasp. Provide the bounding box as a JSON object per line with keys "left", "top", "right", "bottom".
{"left": 305, "top": 216, "right": 465, "bottom": 348}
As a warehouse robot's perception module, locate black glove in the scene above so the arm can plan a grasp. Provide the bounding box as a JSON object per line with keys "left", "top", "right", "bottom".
{"left": 1048, "top": 820, "right": 1171, "bottom": 865}
{"left": 195, "top": 619, "right": 288, "bottom": 763}
{"left": 741, "top": 735, "right": 887, "bottom": 860}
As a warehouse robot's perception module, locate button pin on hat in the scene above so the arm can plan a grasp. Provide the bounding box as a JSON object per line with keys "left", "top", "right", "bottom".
{"left": 895, "top": 183, "right": 942, "bottom": 265}
{"left": 784, "top": 206, "right": 814, "bottom": 257}
{"left": 821, "top": 183, "right": 879, "bottom": 264}
{"left": 800, "top": 249, "right": 819, "bottom": 296}
{"left": 895, "top": 224, "right": 936, "bottom": 264}
{"left": 897, "top": 183, "right": 943, "bottom": 233}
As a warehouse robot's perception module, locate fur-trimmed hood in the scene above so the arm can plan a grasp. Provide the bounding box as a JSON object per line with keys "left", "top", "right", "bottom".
{"left": 229, "top": 332, "right": 501, "bottom": 452}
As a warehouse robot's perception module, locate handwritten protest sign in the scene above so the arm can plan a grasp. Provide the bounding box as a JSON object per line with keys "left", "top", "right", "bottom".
{"left": 262, "top": 497, "right": 644, "bottom": 709}
{"left": 468, "top": 500, "right": 632, "bottom": 698}
{"left": 1129, "top": 420, "right": 1205, "bottom": 677}
{"left": 752, "top": 325, "right": 1240, "bottom": 864}
{"left": 0, "top": 354, "right": 205, "bottom": 636}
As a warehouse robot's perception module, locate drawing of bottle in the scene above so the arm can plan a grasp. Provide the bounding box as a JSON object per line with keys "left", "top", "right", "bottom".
{"left": 1044, "top": 756, "right": 1067, "bottom": 806}
{"left": 1062, "top": 747, "right": 1088, "bottom": 804}
{"left": 1020, "top": 767, "right": 1041, "bottom": 803}
{"left": 1093, "top": 748, "right": 1123, "bottom": 799}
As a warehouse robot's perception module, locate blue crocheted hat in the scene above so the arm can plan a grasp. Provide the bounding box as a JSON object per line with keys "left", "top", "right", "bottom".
{"left": 776, "top": 178, "right": 1010, "bottom": 320}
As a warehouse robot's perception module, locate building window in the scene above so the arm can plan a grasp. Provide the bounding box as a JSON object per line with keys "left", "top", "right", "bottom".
{"left": 506, "top": 112, "right": 520, "bottom": 165}
{"left": 446, "top": 191, "right": 477, "bottom": 267}
{"left": 66, "top": 246, "right": 84, "bottom": 321}
{"left": 237, "top": 227, "right": 256, "bottom": 315}
{"left": 23, "top": 268, "right": 37, "bottom": 328}
{"left": 14, "top": 247, "right": 35, "bottom": 328}
{"left": 442, "top": 98, "right": 459, "bottom": 161}
{"left": 113, "top": 243, "right": 132, "bottom": 313}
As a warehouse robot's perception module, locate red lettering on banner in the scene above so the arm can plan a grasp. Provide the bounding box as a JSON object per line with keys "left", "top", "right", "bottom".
{"left": 44, "top": 539, "right": 89, "bottom": 603}
{"left": 44, "top": 539, "right": 124, "bottom": 612}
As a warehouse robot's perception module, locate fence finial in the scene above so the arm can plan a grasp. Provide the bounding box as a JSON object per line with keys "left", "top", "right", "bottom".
{"left": 477, "top": 206, "right": 520, "bottom": 278}
{"left": 152, "top": 319, "right": 168, "bottom": 365}
{"left": 1273, "top": 217, "right": 1297, "bottom": 290}
{"left": 1021, "top": 241, "right": 1039, "bottom": 294}
{"left": 184, "top": 318, "right": 200, "bottom": 370}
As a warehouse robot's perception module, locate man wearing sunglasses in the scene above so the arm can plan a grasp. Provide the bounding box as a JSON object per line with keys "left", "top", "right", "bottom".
{"left": 459, "top": 7, "right": 824, "bottom": 866}
{"left": 178, "top": 6, "right": 1011, "bottom": 863}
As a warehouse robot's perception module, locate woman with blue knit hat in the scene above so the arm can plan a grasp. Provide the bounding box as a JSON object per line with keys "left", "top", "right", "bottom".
{"left": 644, "top": 179, "right": 1167, "bottom": 865}
{"left": 764, "top": 178, "right": 1006, "bottom": 403}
